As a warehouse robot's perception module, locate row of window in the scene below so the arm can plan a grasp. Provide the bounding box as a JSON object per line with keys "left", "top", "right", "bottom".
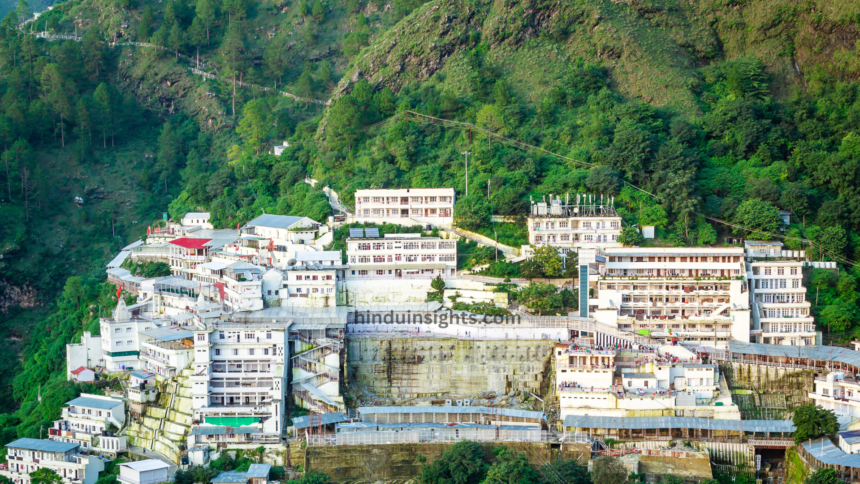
{"left": 755, "top": 279, "right": 802, "bottom": 289}
{"left": 756, "top": 267, "right": 800, "bottom": 275}
{"left": 351, "top": 269, "right": 447, "bottom": 276}
{"left": 350, "top": 254, "right": 456, "bottom": 263}
{"left": 359, "top": 196, "right": 453, "bottom": 203}
{"left": 115, "top": 340, "right": 134, "bottom": 347}
{"left": 608, "top": 256, "right": 742, "bottom": 263}
{"left": 294, "top": 274, "right": 334, "bottom": 281}
{"left": 532, "top": 220, "right": 620, "bottom": 230}
{"left": 214, "top": 348, "right": 272, "bottom": 356}
{"left": 759, "top": 293, "right": 805, "bottom": 303}
{"left": 534, "top": 234, "right": 617, "bottom": 243}
{"left": 354, "top": 242, "right": 456, "bottom": 250}
{"left": 360, "top": 208, "right": 454, "bottom": 217}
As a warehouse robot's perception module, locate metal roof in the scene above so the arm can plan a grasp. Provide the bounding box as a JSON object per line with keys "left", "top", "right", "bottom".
{"left": 66, "top": 396, "right": 123, "bottom": 410}
{"left": 292, "top": 412, "right": 347, "bottom": 429}
{"left": 189, "top": 426, "right": 261, "bottom": 436}
{"left": 140, "top": 327, "right": 194, "bottom": 342}
{"left": 107, "top": 251, "right": 131, "bottom": 269}
{"left": 212, "top": 471, "right": 248, "bottom": 483}
{"left": 199, "top": 262, "right": 228, "bottom": 270}
{"left": 841, "top": 430, "right": 860, "bottom": 446}
{"left": 562, "top": 416, "right": 795, "bottom": 433}
{"left": 122, "top": 240, "right": 146, "bottom": 251}
{"left": 119, "top": 460, "right": 170, "bottom": 472}
{"left": 803, "top": 437, "right": 860, "bottom": 468}
{"left": 183, "top": 212, "right": 211, "bottom": 219}
{"left": 130, "top": 370, "right": 155, "bottom": 380}
{"left": 729, "top": 341, "right": 860, "bottom": 368}
{"left": 296, "top": 251, "right": 341, "bottom": 262}
{"left": 6, "top": 438, "right": 80, "bottom": 453}
{"left": 623, "top": 373, "right": 656, "bottom": 379}
{"left": 358, "top": 406, "right": 543, "bottom": 420}
{"left": 248, "top": 214, "right": 308, "bottom": 229}
{"left": 337, "top": 422, "right": 540, "bottom": 431}
{"left": 246, "top": 464, "right": 271, "bottom": 479}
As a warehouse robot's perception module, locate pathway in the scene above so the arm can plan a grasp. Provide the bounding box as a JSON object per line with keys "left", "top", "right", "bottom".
{"left": 126, "top": 446, "right": 178, "bottom": 476}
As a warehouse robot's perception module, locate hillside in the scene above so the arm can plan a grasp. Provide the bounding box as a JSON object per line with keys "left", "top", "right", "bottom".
{"left": 0, "top": 0, "right": 859, "bottom": 446}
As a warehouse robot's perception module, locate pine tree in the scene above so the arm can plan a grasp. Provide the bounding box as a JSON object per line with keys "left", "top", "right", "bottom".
{"left": 93, "top": 83, "right": 113, "bottom": 148}
{"left": 311, "top": 0, "right": 324, "bottom": 22}
{"left": 188, "top": 17, "right": 206, "bottom": 67}
{"left": 219, "top": 22, "right": 246, "bottom": 117}
{"left": 138, "top": 5, "right": 153, "bottom": 40}
{"left": 81, "top": 27, "right": 104, "bottom": 78}
{"left": 195, "top": 0, "right": 215, "bottom": 45}
{"left": 168, "top": 22, "right": 184, "bottom": 58}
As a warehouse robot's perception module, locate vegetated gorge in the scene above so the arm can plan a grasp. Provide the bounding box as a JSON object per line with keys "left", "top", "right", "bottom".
{"left": 0, "top": 0, "right": 859, "bottom": 470}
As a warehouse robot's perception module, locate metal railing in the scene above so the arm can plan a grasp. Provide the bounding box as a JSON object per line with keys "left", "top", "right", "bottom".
{"left": 307, "top": 429, "right": 559, "bottom": 446}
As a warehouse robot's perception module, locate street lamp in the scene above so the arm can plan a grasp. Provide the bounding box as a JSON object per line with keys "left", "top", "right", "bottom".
{"left": 461, "top": 151, "right": 471, "bottom": 197}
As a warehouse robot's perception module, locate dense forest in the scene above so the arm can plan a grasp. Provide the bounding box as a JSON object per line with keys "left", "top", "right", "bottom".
{"left": 0, "top": 0, "right": 859, "bottom": 448}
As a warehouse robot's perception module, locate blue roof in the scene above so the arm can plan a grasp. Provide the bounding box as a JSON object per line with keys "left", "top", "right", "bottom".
{"left": 6, "top": 438, "right": 80, "bottom": 453}
{"left": 292, "top": 412, "right": 347, "bottom": 429}
{"left": 66, "top": 396, "right": 124, "bottom": 410}
{"left": 130, "top": 370, "right": 155, "bottom": 380}
{"left": 840, "top": 430, "right": 860, "bottom": 446}
{"left": 246, "top": 464, "right": 271, "bottom": 479}
{"left": 248, "top": 214, "right": 307, "bottom": 229}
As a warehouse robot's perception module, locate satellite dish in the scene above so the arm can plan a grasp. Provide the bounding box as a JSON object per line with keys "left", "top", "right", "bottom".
{"left": 287, "top": 259, "right": 297, "bottom": 266}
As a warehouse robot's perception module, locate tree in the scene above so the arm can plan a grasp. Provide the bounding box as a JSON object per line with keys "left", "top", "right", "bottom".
{"left": 188, "top": 17, "right": 206, "bottom": 67}
{"left": 220, "top": 22, "right": 246, "bottom": 118}
{"left": 792, "top": 404, "right": 838, "bottom": 443}
{"left": 820, "top": 305, "right": 853, "bottom": 333}
{"left": 82, "top": 27, "right": 105, "bottom": 78}
{"left": 195, "top": 0, "right": 215, "bottom": 45}
{"left": 285, "top": 471, "right": 332, "bottom": 484}
{"left": 732, "top": 198, "right": 782, "bottom": 240}
{"left": 805, "top": 468, "right": 840, "bottom": 484}
{"left": 697, "top": 222, "right": 717, "bottom": 246}
{"left": 19, "top": 166, "right": 37, "bottom": 220}
{"left": 601, "top": 126, "right": 651, "bottom": 180}
{"left": 814, "top": 225, "right": 848, "bottom": 261}
{"left": 780, "top": 183, "right": 809, "bottom": 220}
{"left": 343, "top": 31, "right": 369, "bottom": 57}
{"left": 585, "top": 166, "right": 621, "bottom": 195}
{"left": 531, "top": 245, "right": 563, "bottom": 277}
{"left": 638, "top": 205, "right": 668, "bottom": 229}
{"left": 40, "top": 64, "right": 73, "bottom": 148}
{"left": 519, "top": 283, "right": 561, "bottom": 314}
{"left": 418, "top": 440, "right": 486, "bottom": 484}
{"left": 93, "top": 83, "right": 114, "bottom": 148}
{"left": 30, "top": 469, "right": 63, "bottom": 484}
{"left": 311, "top": 0, "right": 324, "bottom": 21}
{"left": 237, "top": 100, "right": 271, "bottom": 154}
{"left": 295, "top": 63, "right": 314, "bottom": 99}
{"left": 540, "top": 459, "right": 590, "bottom": 484}
{"left": 591, "top": 456, "right": 628, "bottom": 484}
{"left": 431, "top": 275, "right": 446, "bottom": 294}
{"left": 482, "top": 447, "right": 539, "bottom": 484}
{"left": 453, "top": 196, "right": 491, "bottom": 231}
{"left": 617, "top": 226, "right": 643, "bottom": 247}
{"left": 139, "top": 5, "right": 154, "bottom": 40}
{"left": 476, "top": 104, "right": 505, "bottom": 145}
{"left": 168, "top": 22, "right": 185, "bottom": 58}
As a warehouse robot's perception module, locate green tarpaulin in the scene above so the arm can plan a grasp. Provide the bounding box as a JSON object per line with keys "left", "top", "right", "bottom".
{"left": 637, "top": 329, "right": 650, "bottom": 336}
{"left": 205, "top": 417, "right": 258, "bottom": 427}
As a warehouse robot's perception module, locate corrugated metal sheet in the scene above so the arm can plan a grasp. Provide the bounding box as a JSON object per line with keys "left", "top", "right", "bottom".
{"left": 6, "top": 438, "right": 80, "bottom": 453}
{"left": 246, "top": 464, "right": 271, "bottom": 478}
{"left": 66, "top": 396, "right": 124, "bottom": 410}
{"left": 189, "top": 426, "right": 261, "bottom": 436}
{"left": 803, "top": 437, "right": 860, "bottom": 468}
{"left": 562, "top": 416, "right": 795, "bottom": 432}
{"left": 729, "top": 341, "right": 860, "bottom": 368}
{"left": 292, "top": 412, "right": 347, "bottom": 429}
{"left": 358, "top": 406, "right": 543, "bottom": 420}
{"left": 107, "top": 251, "right": 131, "bottom": 269}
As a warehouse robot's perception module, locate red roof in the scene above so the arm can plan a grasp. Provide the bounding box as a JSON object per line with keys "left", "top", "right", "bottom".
{"left": 169, "top": 238, "right": 212, "bottom": 249}
{"left": 71, "top": 367, "right": 92, "bottom": 375}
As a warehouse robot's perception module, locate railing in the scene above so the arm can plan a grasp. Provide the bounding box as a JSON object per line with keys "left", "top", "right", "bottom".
{"left": 308, "top": 429, "right": 555, "bottom": 446}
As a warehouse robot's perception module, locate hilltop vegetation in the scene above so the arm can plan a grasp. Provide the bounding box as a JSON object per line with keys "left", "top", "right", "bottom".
{"left": 0, "top": 0, "right": 859, "bottom": 448}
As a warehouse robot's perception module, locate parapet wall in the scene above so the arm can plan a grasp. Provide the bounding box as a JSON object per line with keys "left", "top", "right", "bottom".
{"left": 305, "top": 441, "right": 590, "bottom": 482}
{"left": 347, "top": 336, "right": 556, "bottom": 400}
{"left": 720, "top": 362, "right": 815, "bottom": 419}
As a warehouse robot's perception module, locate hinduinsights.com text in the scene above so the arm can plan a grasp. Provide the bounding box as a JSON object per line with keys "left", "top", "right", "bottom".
{"left": 353, "top": 311, "right": 522, "bottom": 328}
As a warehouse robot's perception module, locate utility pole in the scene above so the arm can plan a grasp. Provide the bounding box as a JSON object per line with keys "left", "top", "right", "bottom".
{"left": 461, "top": 151, "right": 471, "bottom": 197}
{"left": 494, "top": 230, "right": 498, "bottom": 263}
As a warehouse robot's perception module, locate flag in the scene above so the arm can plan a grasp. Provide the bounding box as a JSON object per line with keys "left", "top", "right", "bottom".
{"left": 116, "top": 286, "right": 122, "bottom": 298}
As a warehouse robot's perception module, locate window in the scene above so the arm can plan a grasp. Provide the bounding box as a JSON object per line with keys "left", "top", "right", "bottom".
{"left": 559, "top": 221, "right": 568, "bottom": 228}
{"left": 610, "top": 221, "right": 620, "bottom": 229}
{"left": 114, "top": 328, "right": 121, "bottom": 333}
{"left": 376, "top": 270, "right": 385, "bottom": 276}
{"left": 232, "top": 349, "right": 239, "bottom": 356}
{"left": 219, "top": 333, "right": 225, "bottom": 339}
{"left": 126, "top": 327, "right": 132, "bottom": 332}
{"left": 197, "top": 334, "right": 206, "bottom": 341}
{"left": 359, "top": 270, "right": 368, "bottom": 276}
{"left": 296, "top": 275, "right": 303, "bottom": 281}
{"left": 127, "top": 340, "right": 133, "bottom": 345}
{"left": 116, "top": 341, "right": 122, "bottom": 347}
{"left": 264, "top": 348, "right": 270, "bottom": 355}
{"left": 248, "top": 349, "right": 255, "bottom": 356}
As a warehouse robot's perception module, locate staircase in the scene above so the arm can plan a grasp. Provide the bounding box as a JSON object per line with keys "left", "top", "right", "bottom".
{"left": 125, "top": 368, "right": 194, "bottom": 463}
{"left": 292, "top": 337, "right": 345, "bottom": 413}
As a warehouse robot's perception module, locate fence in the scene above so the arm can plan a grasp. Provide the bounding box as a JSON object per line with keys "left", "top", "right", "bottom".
{"left": 306, "top": 429, "right": 569, "bottom": 446}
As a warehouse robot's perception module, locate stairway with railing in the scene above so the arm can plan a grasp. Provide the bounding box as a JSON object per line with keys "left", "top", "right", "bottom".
{"left": 291, "top": 336, "right": 345, "bottom": 413}
{"left": 125, "top": 368, "right": 194, "bottom": 463}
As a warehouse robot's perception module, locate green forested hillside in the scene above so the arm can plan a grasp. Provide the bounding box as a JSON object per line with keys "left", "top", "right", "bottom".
{"left": 0, "top": 0, "right": 859, "bottom": 445}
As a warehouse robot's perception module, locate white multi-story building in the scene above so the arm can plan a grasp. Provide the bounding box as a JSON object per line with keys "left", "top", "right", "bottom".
{"left": 189, "top": 325, "right": 287, "bottom": 436}
{"left": 168, "top": 238, "right": 213, "bottom": 279}
{"left": 222, "top": 262, "right": 264, "bottom": 312}
{"left": 138, "top": 328, "right": 195, "bottom": 378}
{"left": 809, "top": 372, "right": 860, "bottom": 422}
{"left": 272, "top": 251, "right": 345, "bottom": 307}
{"left": 242, "top": 214, "right": 320, "bottom": 246}
{"left": 66, "top": 331, "right": 104, "bottom": 381}
{"left": 527, "top": 195, "right": 622, "bottom": 256}
{"left": 99, "top": 299, "right": 173, "bottom": 372}
{"left": 591, "top": 247, "right": 751, "bottom": 348}
{"left": 48, "top": 395, "right": 125, "bottom": 453}
{"left": 354, "top": 188, "right": 455, "bottom": 227}
{"left": 182, "top": 212, "right": 214, "bottom": 229}
{"left": 745, "top": 241, "right": 816, "bottom": 346}
{"left": 346, "top": 233, "right": 457, "bottom": 280}
{"left": 2, "top": 439, "right": 104, "bottom": 484}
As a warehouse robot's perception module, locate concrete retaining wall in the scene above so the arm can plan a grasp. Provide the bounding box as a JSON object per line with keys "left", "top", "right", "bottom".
{"left": 305, "top": 441, "right": 590, "bottom": 482}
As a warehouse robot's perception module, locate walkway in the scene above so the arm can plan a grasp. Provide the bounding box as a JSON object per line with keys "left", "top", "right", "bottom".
{"left": 442, "top": 227, "right": 520, "bottom": 256}
{"left": 127, "top": 446, "right": 178, "bottom": 476}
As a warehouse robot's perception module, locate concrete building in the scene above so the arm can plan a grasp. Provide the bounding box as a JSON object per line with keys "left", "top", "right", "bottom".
{"left": 69, "top": 367, "right": 96, "bottom": 383}
{"left": 838, "top": 430, "right": 860, "bottom": 455}
{"left": 66, "top": 332, "right": 104, "bottom": 380}
{"left": 189, "top": 324, "right": 287, "bottom": 436}
{"left": 275, "top": 251, "right": 345, "bottom": 307}
{"left": 745, "top": 241, "right": 816, "bottom": 346}
{"left": 555, "top": 344, "right": 616, "bottom": 390}
{"left": 354, "top": 188, "right": 455, "bottom": 227}
{"left": 527, "top": 194, "right": 622, "bottom": 257}
{"left": 99, "top": 299, "right": 171, "bottom": 372}
{"left": 212, "top": 464, "right": 271, "bottom": 484}
{"left": 242, "top": 214, "right": 320, "bottom": 247}
{"left": 117, "top": 460, "right": 170, "bottom": 484}
{"left": 2, "top": 439, "right": 104, "bottom": 484}
{"left": 138, "top": 328, "right": 194, "bottom": 378}
{"left": 181, "top": 212, "right": 213, "bottom": 230}
{"left": 591, "top": 247, "right": 750, "bottom": 348}
{"left": 346, "top": 233, "right": 457, "bottom": 280}
{"left": 222, "top": 262, "right": 265, "bottom": 312}
{"left": 48, "top": 395, "right": 125, "bottom": 452}
{"left": 809, "top": 372, "right": 860, "bottom": 422}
